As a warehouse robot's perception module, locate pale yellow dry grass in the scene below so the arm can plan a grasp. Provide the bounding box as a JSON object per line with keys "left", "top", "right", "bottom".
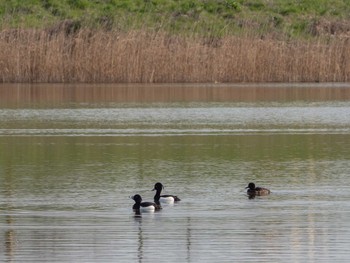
{"left": 0, "top": 28, "right": 349, "bottom": 83}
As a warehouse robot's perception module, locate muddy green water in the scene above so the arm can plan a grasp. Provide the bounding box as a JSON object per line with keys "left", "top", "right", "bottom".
{"left": 1, "top": 83, "right": 350, "bottom": 262}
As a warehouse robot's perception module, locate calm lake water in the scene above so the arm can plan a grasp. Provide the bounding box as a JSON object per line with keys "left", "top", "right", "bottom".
{"left": 1, "top": 83, "right": 350, "bottom": 262}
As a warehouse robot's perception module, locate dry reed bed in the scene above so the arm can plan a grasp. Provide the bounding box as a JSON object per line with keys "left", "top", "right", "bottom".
{"left": 0, "top": 28, "right": 349, "bottom": 83}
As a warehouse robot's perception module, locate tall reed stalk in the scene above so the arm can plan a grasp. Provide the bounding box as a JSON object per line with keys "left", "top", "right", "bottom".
{"left": 0, "top": 28, "right": 349, "bottom": 83}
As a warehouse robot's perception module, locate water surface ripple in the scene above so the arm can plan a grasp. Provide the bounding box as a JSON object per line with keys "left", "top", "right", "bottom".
{"left": 1, "top": 85, "right": 350, "bottom": 262}
{"left": 1, "top": 105, "right": 350, "bottom": 136}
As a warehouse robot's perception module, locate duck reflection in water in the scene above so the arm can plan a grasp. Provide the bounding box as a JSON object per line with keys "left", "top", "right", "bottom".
{"left": 5, "top": 215, "right": 15, "bottom": 262}
{"left": 246, "top": 182, "right": 271, "bottom": 199}
{"left": 133, "top": 211, "right": 144, "bottom": 263}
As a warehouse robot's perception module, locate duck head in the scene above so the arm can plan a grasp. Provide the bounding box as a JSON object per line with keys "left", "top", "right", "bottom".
{"left": 246, "top": 182, "right": 256, "bottom": 190}
{"left": 152, "top": 182, "right": 164, "bottom": 192}
{"left": 132, "top": 194, "right": 142, "bottom": 203}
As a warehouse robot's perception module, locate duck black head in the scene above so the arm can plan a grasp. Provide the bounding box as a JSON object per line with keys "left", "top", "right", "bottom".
{"left": 132, "top": 194, "right": 142, "bottom": 203}
{"left": 152, "top": 182, "right": 164, "bottom": 192}
{"left": 246, "top": 182, "right": 256, "bottom": 190}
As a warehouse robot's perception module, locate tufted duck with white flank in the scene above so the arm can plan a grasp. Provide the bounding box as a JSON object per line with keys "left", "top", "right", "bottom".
{"left": 152, "top": 182, "right": 181, "bottom": 204}
{"left": 131, "top": 194, "right": 162, "bottom": 213}
{"left": 246, "top": 182, "right": 271, "bottom": 196}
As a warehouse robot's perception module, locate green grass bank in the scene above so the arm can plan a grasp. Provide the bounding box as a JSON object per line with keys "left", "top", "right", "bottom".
{"left": 2, "top": 0, "right": 350, "bottom": 39}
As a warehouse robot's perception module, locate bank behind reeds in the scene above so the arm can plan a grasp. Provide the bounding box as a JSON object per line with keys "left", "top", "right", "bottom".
{"left": 0, "top": 28, "right": 350, "bottom": 83}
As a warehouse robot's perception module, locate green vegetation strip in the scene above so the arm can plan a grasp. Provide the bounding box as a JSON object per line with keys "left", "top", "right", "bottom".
{"left": 1, "top": 0, "right": 350, "bottom": 38}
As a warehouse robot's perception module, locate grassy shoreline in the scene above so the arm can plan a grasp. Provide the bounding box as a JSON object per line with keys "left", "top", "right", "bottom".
{"left": 1, "top": 1, "right": 350, "bottom": 83}
{"left": 2, "top": 0, "right": 350, "bottom": 38}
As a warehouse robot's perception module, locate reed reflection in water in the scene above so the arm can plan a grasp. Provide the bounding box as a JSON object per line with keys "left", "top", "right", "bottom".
{"left": 1, "top": 83, "right": 350, "bottom": 107}
{"left": 1, "top": 83, "right": 350, "bottom": 262}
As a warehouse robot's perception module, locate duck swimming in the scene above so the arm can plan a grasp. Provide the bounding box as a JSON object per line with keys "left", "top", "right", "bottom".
{"left": 131, "top": 194, "right": 161, "bottom": 213}
{"left": 246, "top": 182, "right": 270, "bottom": 196}
{"left": 152, "top": 182, "right": 181, "bottom": 204}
